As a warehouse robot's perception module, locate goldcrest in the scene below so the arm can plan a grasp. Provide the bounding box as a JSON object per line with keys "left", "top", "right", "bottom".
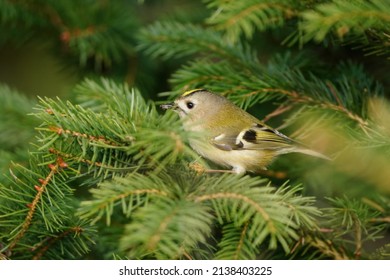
{"left": 161, "top": 89, "right": 328, "bottom": 174}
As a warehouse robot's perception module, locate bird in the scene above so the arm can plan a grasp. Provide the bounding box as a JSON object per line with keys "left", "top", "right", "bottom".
{"left": 161, "top": 89, "right": 329, "bottom": 174}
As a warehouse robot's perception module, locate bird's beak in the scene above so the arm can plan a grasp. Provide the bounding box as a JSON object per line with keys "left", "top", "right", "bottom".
{"left": 160, "top": 102, "right": 176, "bottom": 110}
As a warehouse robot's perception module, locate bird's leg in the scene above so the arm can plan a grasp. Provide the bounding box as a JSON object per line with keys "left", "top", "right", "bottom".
{"left": 188, "top": 162, "right": 240, "bottom": 174}
{"left": 204, "top": 169, "right": 238, "bottom": 174}
{"left": 200, "top": 166, "right": 244, "bottom": 174}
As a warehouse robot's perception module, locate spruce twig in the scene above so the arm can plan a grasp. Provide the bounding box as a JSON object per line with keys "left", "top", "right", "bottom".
{"left": 8, "top": 160, "right": 62, "bottom": 251}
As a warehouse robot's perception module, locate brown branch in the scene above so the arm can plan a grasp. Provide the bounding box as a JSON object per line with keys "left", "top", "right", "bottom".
{"left": 369, "top": 217, "right": 390, "bottom": 223}
{"left": 305, "top": 236, "right": 349, "bottom": 260}
{"left": 147, "top": 206, "right": 178, "bottom": 252}
{"left": 48, "top": 147, "right": 119, "bottom": 170}
{"left": 49, "top": 126, "right": 122, "bottom": 146}
{"left": 361, "top": 197, "right": 385, "bottom": 213}
{"left": 182, "top": 251, "right": 193, "bottom": 260}
{"left": 326, "top": 81, "right": 343, "bottom": 107}
{"left": 60, "top": 26, "right": 107, "bottom": 45}
{"left": 8, "top": 161, "right": 61, "bottom": 251}
{"left": 175, "top": 244, "right": 193, "bottom": 260}
{"left": 353, "top": 214, "right": 362, "bottom": 259}
{"left": 234, "top": 222, "right": 249, "bottom": 260}
{"left": 32, "top": 226, "right": 83, "bottom": 260}
{"left": 262, "top": 104, "right": 293, "bottom": 122}
{"left": 290, "top": 236, "right": 304, "bottom": 254}
{"left": 245, "top": 88, "right": 371, "bottom": 134}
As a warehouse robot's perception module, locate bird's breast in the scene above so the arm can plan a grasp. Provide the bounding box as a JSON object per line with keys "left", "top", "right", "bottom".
{"left": 189, "top": 139, "right": 275, "bottom": 172}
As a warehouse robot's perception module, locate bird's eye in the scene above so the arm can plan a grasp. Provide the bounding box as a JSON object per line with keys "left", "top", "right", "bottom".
{"left": 186, "top": 102, "right": 194, "bottom": 109}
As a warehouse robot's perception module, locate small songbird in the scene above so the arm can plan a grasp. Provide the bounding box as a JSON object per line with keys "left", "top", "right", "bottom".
{"left": 161, "top": 89, "right": 329, "bottom": 174}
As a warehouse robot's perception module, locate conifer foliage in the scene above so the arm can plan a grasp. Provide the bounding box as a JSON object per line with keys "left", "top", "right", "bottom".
{"left": 0, "top": 0, "right": 389, "bottom": 260}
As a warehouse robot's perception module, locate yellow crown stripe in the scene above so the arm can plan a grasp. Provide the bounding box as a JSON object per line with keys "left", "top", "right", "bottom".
{"left": 181, "top": 89, "right": 205, "bottom": 97}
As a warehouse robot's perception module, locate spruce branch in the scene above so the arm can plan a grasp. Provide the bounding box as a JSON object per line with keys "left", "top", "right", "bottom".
{"left": 53, "top": 0, "right": 139, "bottom": 68}
{"left": 197, "top": 176, "right": 320, "bottom": 255}
{"left": 187, "top": 174, "right": 318, "bottom": 254}
{"left": 78, "top": 172, "right": 170, "bottom": 225}
{"left": 0, "top": 0, "right": 138, "bottom": 69}
{"left": 80, "top": 169, "right": 319, "bottom": 259}
{"left": 33, "top": 79, "right": 198, "bottom": 178}
{"left": 1, "top": 78, "right": 198, "bottom": 259}
{"left": 300, "top": 234, "right": 350, "bottom": 260}
{"left": 1, "top": 155, "right": 73, "bottom": 236}
{"left": 0, "top": 84, "right": 38, "bottom": 151}
{"left": 322, "top": 197, "right": 386, "bottom": 259}
{"left": 360, "top": 30, "right": 390, "bottom": 58}
{"left": 215, "top": 222, "right": 258, "bottom": 260}
{"left": 205, "top": 0, "right": 297, "bottom": 43}
{"left": 7, "top": 160, "right": 61, "bottom": 251}
{"left": 137, "top": 22, "right": 259, "bottom": 69}
{"left": 31, "top": 225, "right": 87, "bottom": 260}
{"left": 300, "top": 0, "right": 390, "bottom": 43}
{"left": 73, "top": 78, "right": 151, "bottom": 116}
{"left": 0, "top": 149, "right": 96, "bottom": 259}
{"left": 297, "top": 0, "right": 390, "bottom": 58}
{"left": 120, "top": 197, "right": 213, "bottom": 260}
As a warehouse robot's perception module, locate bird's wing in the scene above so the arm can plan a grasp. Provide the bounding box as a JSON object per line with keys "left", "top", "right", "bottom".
{"left": 212, "top": 123, "right": 295, "bottom": 151}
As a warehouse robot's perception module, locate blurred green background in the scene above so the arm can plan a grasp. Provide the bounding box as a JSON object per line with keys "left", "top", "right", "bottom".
{"left": 0, "top": 0, "right": 207, "bottom": 100}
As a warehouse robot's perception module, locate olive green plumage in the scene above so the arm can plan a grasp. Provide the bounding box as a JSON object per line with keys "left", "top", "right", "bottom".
{"left": 161, "top": 89, "right": 328, "bottom": 173}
